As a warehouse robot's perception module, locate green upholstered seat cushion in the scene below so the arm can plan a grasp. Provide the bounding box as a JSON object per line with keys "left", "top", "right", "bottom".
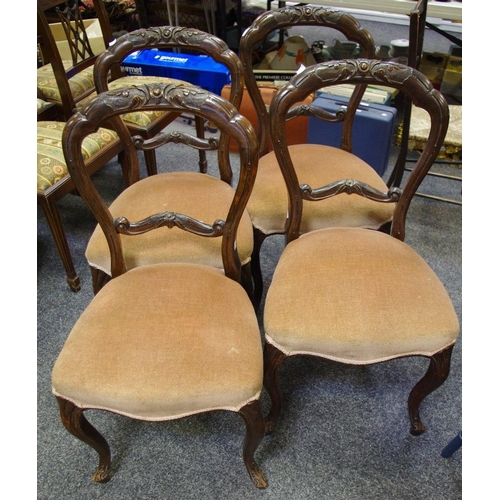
{"left": 37, "top": 98, "right": 53, "bottom": 113}
{"left": 37, "top": 62, "right": 95, "bottom": 103}
{"left": 37, "top": 121, "right": 118, "bottom": 193}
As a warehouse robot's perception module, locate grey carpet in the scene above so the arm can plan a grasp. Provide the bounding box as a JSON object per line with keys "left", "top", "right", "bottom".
{"left": 37, "top": 15, "right": 461, "bottom": 500}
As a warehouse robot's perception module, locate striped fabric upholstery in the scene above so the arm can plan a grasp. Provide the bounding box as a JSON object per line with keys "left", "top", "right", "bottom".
{"left": 37, "top": 121, "right": 118, "bottom": 192}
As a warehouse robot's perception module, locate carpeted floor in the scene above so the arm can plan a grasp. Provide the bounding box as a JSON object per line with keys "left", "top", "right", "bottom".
{"left": 37, "top": 10, "right": 462, "bottom": 500}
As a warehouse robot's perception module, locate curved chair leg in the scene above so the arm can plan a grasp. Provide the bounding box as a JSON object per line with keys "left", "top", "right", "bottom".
{"left": 408, "top": 344, "right": 454, "bottom": 436}
{"left": 238, "top": 399, "right": 267, "bottom": 489}
{"left": 263, "top": 341, "right": 287, "bottom": 434}
{"left": 38, "top": 195, "right": 81, "bottom": 292}
{"left": 90, "top": 266, "right": 112, "bottom": 295}
{"left": 56, "top": 396, "right": 111, "bottom": 483}
{"left": 194, "top": 115, "right": 208, "bottom": 174}
{"left": 250, "top": 228, "right": 267, "bottom": 310}
{"left": 144, "top": 149, "right": 158, "bottom": 176}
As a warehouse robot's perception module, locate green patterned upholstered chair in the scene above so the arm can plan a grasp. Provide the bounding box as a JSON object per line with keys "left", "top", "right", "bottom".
{"left": 37, "top": 0, "right": 197, "bottom": 177}
{"left": 37, "top": 1, "right": 131, "bottom": 291}
{"left": 37, "top": 120, "right": 126, "bottom": 292}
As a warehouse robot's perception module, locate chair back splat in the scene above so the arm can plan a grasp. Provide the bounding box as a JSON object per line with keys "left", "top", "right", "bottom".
{"left": 263, "top": 59, "right": 458, "bottom": 440}
{"left": 53, "top": 82, "right": 267, "bottom": 488}
{"left": 37, "top": 0, "right": 116, "bottom": 119}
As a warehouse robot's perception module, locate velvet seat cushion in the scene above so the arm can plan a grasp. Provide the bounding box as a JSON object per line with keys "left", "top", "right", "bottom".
{"left": 37, "top": 121, "right": 118, "bottom": 193}
{"left": 37, "top": 62, "right": 95, "bottom": 103}
{"left": 264, "top": 227, "right": 459, "bottom": 364}
{"left": 246, "top": 144, "right": 395, "bottom": 235}
{"left": 86, "top": 172, "right": 254, "bottom": 273}
{"left": 52, "top": 263, "right": 263, "bottom": 420}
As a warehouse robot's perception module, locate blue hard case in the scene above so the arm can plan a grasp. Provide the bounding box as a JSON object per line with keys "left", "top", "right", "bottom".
{"left": 306, "top": 94, "right": 398, "bottom": 176}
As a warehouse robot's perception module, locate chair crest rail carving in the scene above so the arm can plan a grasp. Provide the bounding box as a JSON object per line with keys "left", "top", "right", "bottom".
{"left": 120, "top": 26, "right": 231, "bottom": 55}
{"left": 114, "top": 213, "right": 225, "bottom": 237}
{"left": 244, "top": 6, "right": 367, "bottom": 41}
{"left": 287, "top": 59, "right": 439, "bottom": 103}
{"left": 77, "top": 83, "right": 239, "bottom": 125}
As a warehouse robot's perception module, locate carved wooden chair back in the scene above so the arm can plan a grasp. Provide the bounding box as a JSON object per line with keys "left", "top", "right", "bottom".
{"left": 92, "top": 25, "right": 245, "bottom": 180}
{"left": 82, "top": 28, "right": 249, "bottom": 296}
{"left": 270, "top": 59, "right": 449, "bottom": 242}
{"left": 52, "top": 81, "right": 268, "bottom": 488}
{"left": 262, "top": 59, "right": 458, "bottom": 441}
{"left": 239, "top": 5, "right": 376, "bottom": 158}
{"left": 238, "top": 5, "right": 400, "bottom": 309}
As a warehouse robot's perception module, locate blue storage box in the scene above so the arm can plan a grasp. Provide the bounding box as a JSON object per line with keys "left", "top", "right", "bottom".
{"left": 121, "top": 49, "right": 231, "bottom": 95}
{"left": 307, "top": 94, "right": 398, "bottom": 176}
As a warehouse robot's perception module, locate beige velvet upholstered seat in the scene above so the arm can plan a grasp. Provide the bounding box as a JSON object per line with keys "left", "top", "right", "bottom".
{"left": 53, "top": 263, "right": 263, "bottom": 420}
{"left": 265, "top": 227, "right": 458, "bottom": 363}
{"left": 239, "top": 5, "right": 395, "bottom": 308}
{"left": 51, "top": 82, "right": 267, "bottom": 488}
{"left": 86, "top": 26, "right": 248, "bottom": 296}
{"left": 262, "top": 59, "right": 459, "bottom": 441}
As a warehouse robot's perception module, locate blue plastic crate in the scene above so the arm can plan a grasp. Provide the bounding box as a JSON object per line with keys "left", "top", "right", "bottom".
{"left": 121, "top": 49, "right": 231, "bottom": 95}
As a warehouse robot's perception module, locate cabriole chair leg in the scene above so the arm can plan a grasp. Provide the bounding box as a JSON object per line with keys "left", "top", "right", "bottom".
{"left": 263, "top": 342, "right": 287, "bottom": 434}
{"left": 408, "top": 345, "right": 454, "bottom": 435}
{"left": 238, "top": 399, "right": 267, "bottom": 489}
{"left": 56, "top": 397, "right": 111, "bottom": 483}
